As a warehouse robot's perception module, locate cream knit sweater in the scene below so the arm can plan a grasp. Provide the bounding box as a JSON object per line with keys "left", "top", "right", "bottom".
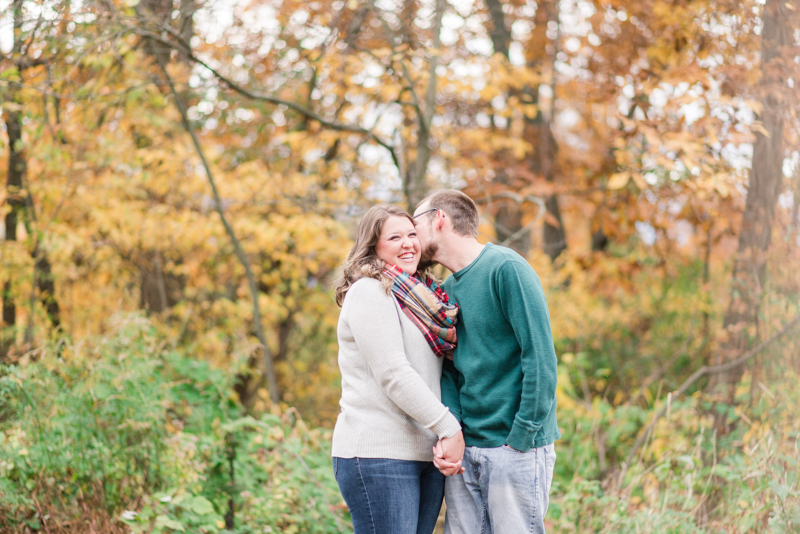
{"left": 332, "top": 277, "right": 462, "bottom": 461}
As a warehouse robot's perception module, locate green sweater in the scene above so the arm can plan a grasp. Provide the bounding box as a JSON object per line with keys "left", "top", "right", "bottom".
{"left": 442, "top": 243, "right": 560, "bottom": 451}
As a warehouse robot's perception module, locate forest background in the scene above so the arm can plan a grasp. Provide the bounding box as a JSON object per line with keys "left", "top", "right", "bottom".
{"left": 1, "top": 0, "right": 799, "bottom": 532}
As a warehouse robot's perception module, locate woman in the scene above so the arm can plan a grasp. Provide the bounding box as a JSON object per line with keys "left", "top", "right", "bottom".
{"left": 332, "top": 204, "right": 463, "bottom": 534}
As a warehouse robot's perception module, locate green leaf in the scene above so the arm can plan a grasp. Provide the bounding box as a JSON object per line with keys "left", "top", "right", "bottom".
{"left": 155, "top": 515, "right": 186, "bottom": 532}
{"left": 0, "top": 67, "right": 20, "bottom": 80}
{"left": 770, "top": 480, "right": 791, "bottom": 501}
{"left": 220, "top": 415, "right": 273, "bottom": 433}
{"left": 187, "top": 496, "right": 215, "bottom": 515}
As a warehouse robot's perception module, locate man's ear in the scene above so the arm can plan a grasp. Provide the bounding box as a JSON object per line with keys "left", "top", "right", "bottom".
{"left": 434, "top": 211, "right": 446, "bottom": 231}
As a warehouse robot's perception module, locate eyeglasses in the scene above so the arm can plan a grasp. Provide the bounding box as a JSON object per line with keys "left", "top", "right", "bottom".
{"left": 413, "top": 208, "right": 439, "bottom": 219}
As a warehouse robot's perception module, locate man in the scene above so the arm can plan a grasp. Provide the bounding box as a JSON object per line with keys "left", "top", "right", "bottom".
{"left": 412, "top": 190, "right": 560, "bottom": 534}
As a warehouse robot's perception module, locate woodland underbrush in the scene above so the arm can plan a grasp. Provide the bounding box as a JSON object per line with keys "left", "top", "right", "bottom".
{"left": 550, "top": 369, "right": 800, "bottom": 533}
{"left": 0, "top": 313, "right": 798, "bottom": 533}
{"left": 0, "top": 317, "right": 347, "bottom": 534}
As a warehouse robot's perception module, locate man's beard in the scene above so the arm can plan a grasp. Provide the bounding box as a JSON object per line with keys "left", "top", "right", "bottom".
{"left": 417, "top": 241, "right": 439, "bottom": 272}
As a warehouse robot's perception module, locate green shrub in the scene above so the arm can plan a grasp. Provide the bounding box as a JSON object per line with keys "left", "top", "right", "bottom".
{"left": 2, "top": 312, "right": 798, "bottom": 534}
{"left": 0, "top": 316, "right": 349, "bottom": 533}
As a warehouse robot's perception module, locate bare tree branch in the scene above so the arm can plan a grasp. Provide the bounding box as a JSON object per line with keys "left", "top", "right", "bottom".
{"left": 622, "top": 313, "right": 800, "bottom": 473}
{"left": 157, "top": 60, "right": 281, "bottom": 404}
{"left": 130, "top": 26, "right": 398, "bottom": 158}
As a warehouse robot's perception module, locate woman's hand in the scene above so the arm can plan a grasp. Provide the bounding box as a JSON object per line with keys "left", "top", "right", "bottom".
{"left": 433, "top": 431, "right": 465, "bottom": 476}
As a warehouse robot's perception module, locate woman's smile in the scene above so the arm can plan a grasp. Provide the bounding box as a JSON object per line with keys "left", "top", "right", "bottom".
{"left": 376, "top": 216, "right": 421, "bottom": 274}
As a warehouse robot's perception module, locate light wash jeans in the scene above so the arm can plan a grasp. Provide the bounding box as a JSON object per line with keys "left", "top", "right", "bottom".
{"left": 444, "top": 443, "right": 556, "bottom": 534}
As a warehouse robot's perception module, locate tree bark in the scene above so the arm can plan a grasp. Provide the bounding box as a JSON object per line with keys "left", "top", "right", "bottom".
{"left": 533, "top": 0, "right": 566, "bottom": 261}
{"left": 402, "top": 0, "right": 445, "bottom": 210}
{"left": 485, "top": 0, "right": 510, "bottom": 58}
{"left": 3, "top": 0, "right": 63, "bottom": 348}
{"left": 2, "top": 0, "right": 27, "bottom": 350}
{"left": 709, "top": 0, "right": 793, "bottom": 396}
{"left": 139, "top": 251, "right": 183, "bottom": 314}
{"left": 26, "top": 244, "right": 62, "bottom": 343}
{"left": 494, "top": 192, "right": 529, "bottom": 253}
{"left": 483, "top": 0, "right": 565, "bottom": 259}
{"left": 3, "top": 107, "right": 24, "bottom": 334}
{"left": 137, "top": 0, "right": 173, "bottom": 66}
{"left": 483, "top": 0, "right": 530, "bottom": 255}
{"left": 34, "top": 251, "right": 60, "bottom": 329}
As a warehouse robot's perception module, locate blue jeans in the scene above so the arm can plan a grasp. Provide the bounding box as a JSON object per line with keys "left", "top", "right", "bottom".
{"left": 333, "top": 457, "right": 445, "bottom": 534}
{"left": 444, "top": 444, "right": 556, "bottom": 534}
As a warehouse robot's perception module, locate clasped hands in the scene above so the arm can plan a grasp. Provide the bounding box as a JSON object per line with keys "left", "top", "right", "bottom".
{"left": 433, "top": 430, "right": 466, "bottom": 476}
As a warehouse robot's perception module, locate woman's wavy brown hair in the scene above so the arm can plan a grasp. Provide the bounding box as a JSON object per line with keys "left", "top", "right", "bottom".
{"left": 334, "top": 204, "right": 414, "bottom": 307}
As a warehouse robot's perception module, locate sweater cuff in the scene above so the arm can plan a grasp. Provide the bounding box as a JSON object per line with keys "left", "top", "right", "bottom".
{"left": 505, "top": 414, "right": 541, "bottom": 452}
{"left": 430, "top": 410, "right": 462, "bottom": 439}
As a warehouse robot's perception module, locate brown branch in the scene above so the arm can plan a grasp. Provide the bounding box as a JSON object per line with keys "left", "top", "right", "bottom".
{"left": 0, "top": 79, "right": 156, "bottom": 102}
{"left": 367, "top": 4, "right": 425, "bottom": 131}
{"left": 498, "top": 208, "right": 546, "bottom": 248}
{"left": 622, "top": 313, "right": 800, "bottom": 472}
{"left": 131, "top": 27, "right": 398, "bottom": 158}
{"left": 156, "top": 60, "right": 281, "bottom": 404}
{"left": 626, "top": 335, "right": 693, "bottom": 408}
{"left": 474, "top": 191, "right": 548, "bottom": 210}
{"left": 21, "top": 10, "right": 45, "bottom": 58}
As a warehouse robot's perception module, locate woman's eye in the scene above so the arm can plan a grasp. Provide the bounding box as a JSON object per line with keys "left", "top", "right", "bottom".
{"left": 409, "top": 232, "right": 417, "bottom": 238}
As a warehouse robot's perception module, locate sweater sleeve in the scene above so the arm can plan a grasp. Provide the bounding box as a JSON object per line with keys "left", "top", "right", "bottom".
{"left": 345, "top": 280, "right": 462, "bottom": 439}
{"left": 497, "top": 261, "right": 558, "bottom": 451}
{"left": 440, "top": 357, "right": 462, "bottom": 423}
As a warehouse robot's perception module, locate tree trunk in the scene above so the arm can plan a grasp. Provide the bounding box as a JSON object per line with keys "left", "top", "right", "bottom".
{"left": 709, "top": 0, "right": 793, "bottom": 398}
{"left": 3, "top": 0, "right": 63, "bottom": 348}
{"left": 32, "top": 247, "right": 61, "bottom": 330}
{"left": 543, "top": 195, "right": 566, "bottom": 260}
{"left": 484, "top": 0, "right": 530, "bottom": 255}
{"left": 494, "top": 190, "right": 529, "bottom": 253}
{"left": 483, "top": 0, "right": 565, "bottom": 259}
{"left": 139, "top": 251, "right": 184, "bottom": 314}
{"left": 3, "top": 107, "right": 24, "bottom": 335}
{"left": 2, "top": 0, "right": 26, "bottom": 350}
{"left": 484, "top": 0, "right": 519, "bottom": 249}
{"left": 403, "top": 0, "right": 445, "bottom": 210}
{"left": 533, "top": 0, "right": 566, "bottom": 262}
{"left": 591, "top": 225, "right": 609, "bottom": 251}
{"left": 137, "top": 0, "right": 173, "bottom": 65}
{"left": 485, "top": 0, "right": 510, "bottom": 58}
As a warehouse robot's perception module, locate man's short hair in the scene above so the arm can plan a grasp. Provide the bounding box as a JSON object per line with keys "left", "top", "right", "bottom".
{"left": 419, "top": 190, "right": 479, "bottom": 238}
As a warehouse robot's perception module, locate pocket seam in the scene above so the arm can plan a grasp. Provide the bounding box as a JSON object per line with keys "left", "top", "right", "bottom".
{"left": 502, "top": 444, "right": 533, "bottom": 454}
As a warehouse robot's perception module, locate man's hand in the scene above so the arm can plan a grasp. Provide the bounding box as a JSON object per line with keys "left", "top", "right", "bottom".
{"left": 432, "top": 430, "right": 465, "bottom": 476}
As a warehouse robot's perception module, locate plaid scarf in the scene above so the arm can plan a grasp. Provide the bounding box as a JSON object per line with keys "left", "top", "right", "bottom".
{"left": 383, "top": 264, "right": 458, "bottom": 358}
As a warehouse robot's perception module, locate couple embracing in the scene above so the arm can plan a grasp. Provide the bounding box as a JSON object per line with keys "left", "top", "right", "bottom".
{"left": 331, "top": 190, "right": 560, "bottom": 534}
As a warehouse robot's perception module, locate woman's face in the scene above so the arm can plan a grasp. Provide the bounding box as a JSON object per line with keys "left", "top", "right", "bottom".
{"left": 375, "top": 216, "right": 421, "bottom": 275}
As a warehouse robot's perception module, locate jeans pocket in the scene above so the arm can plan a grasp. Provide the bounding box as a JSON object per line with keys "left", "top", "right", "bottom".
{"left": 332, "top": 457, "right": 339, "bottom": 478}
{"left": 501, "top": 444, "right": 532, "bottom": 453}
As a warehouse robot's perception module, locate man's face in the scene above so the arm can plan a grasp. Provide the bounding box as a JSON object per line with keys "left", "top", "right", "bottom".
{"left": 413, "top": 203, "right": 440, "bottom": 271}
